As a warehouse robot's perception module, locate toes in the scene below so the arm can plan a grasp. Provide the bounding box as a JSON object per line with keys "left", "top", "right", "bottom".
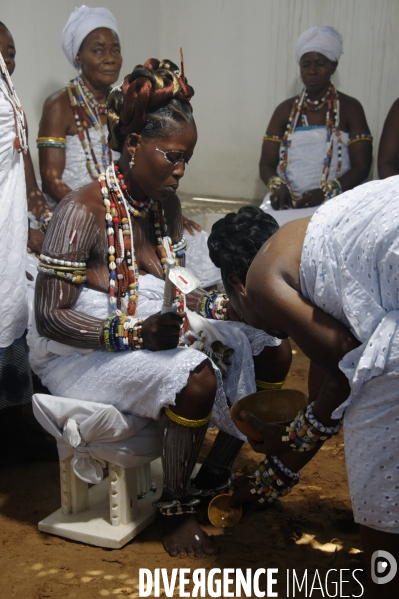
{"left": 202, "top": 538, "right": 219, "bottom": 555}
{"left": 166, "top": 542, "right": 178, "bottom": 557}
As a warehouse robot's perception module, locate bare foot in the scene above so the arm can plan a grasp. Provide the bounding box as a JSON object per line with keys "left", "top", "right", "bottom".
{"left": 156, "top": 512, "right": 219, "bottom": 557}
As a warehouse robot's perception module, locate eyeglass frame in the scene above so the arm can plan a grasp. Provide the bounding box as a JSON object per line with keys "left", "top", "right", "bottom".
{"left": 155, "top": 147, "right": 191, "bottom": 167}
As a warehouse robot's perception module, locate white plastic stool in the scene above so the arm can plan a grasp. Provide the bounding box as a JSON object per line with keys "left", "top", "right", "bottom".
{"left": 33, "top": 393, "right": 162, "bottom": 549}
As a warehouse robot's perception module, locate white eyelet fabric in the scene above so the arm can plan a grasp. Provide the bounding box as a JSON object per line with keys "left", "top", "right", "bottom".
{"left": 300, "top": 176, "right": 399, "bottom": 532}
{"left": 29, "top": 274, "right": 279, "bottom": 441}
{"left": 0, "top": 84, "right": 28, "bottom": 348}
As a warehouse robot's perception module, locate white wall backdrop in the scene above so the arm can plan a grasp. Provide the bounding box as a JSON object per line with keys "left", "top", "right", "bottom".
{"left": 3, "top": 0, "right": 399, "bottom": 200}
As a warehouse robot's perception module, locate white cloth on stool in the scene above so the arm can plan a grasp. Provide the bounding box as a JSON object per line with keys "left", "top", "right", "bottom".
{"left": 33, "top": 393, "right": 160, "bottom": 484}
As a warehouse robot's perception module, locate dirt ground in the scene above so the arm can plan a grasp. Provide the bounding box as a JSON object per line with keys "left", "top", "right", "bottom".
{"left": 0, "top": 344, "right": 365, "bottom": 599}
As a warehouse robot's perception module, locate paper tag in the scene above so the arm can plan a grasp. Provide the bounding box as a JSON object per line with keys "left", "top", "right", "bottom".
{"left": 168, "top": 266, "right": 201, "bottom": 294}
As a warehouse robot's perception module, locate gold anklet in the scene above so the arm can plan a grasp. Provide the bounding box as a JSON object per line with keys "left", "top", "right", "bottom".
{"left": 165, "top": 407, "right": 211, "bottom": 428}
{"left": 255, "top": 379, "right": 286, "bottom": 390}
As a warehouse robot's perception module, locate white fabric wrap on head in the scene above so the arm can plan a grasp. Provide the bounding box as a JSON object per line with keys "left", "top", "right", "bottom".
{"left": 61, "top": 4, "right": 120, "bottom": 69}
{"left": 295, "top": 26, "right": 343, "bottom": 64}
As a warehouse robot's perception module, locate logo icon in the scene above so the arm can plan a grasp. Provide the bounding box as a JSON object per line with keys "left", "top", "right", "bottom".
{"left": 371, "top": 550, "right": 397, "bottom": 585}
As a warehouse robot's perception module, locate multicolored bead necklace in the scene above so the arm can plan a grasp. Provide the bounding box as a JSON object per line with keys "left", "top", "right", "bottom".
{"left": 99, "top": 164, "right": 185, "bottom": 318}
{"left": 78, "top": 76, "right": 108, "bottom": 114}
{"left": 68, "top": 75, "right": 112, "bottom": 179}
{"left": 279, "top": 84, "right": 342, "bottom": 202}
{"left": 0, "top": 50, "right": 27, "bottom": 153}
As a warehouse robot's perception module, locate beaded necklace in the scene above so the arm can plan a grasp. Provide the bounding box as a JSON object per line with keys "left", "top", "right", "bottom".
{"left": 0, "top": 51, "right": 27, "bottom": 153}
{"left": 78, "top": 76, "right": 108, "bottom": 114}
{"left": 279, "top": 84, "right": 342, "bottom": 201}
{"left": 99, "top": 164, "right": 184, "bottom": 317}
{"left": 68, "top": 76, "right": 112, "bottom": 179}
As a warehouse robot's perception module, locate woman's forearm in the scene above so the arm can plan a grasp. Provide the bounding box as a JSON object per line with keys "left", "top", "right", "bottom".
{"left": 41, "top": 176, "right": 72, "bottom": 204}
{"left": 37, "top": 306, "right": 105, "bottom": 349}
{"left": 378, "top": 160, "right": 399, "bottom": 179}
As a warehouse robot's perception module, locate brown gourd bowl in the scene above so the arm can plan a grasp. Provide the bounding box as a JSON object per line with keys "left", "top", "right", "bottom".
{"left": 230, "top": 389, "right": 307, "bottom": 441}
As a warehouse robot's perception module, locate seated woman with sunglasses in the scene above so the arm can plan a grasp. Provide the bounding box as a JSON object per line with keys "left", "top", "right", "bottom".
{"left": 29, "top": 58, "right": 291, "bottom": 557}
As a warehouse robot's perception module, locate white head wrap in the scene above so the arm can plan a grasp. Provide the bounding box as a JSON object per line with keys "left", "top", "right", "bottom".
{"left": 295, "top": 26, "right": 343, "bottom": 64}
{"left": 61, "top": 5, "right": 120, "bottom": 69}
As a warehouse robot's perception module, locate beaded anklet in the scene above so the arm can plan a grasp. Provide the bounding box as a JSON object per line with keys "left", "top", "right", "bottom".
{"left": 153, "top": 497, "right": 200, "bottom": 517}
{"left": 199, "top": 291, "right": 229, "bottom": 320}
{"left": 165, "top": 407, "right": 211, "bottom": 428}
{"left": 250, "top": 454, "right": 300, "bottom": 504}
{"left": 282, "top": 401, "right": 343, "bottom": 452}
{"left": 255, "top": 378, "right": 286, "bottom": 391}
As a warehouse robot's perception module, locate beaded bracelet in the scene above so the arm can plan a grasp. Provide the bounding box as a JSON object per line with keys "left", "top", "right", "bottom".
{"left": 348, "top": 133, "right": 373, "bottom": 146}
{"left": 37, "top": 210, "right": 53, "bottom": 234}
{"left": 37, "top": 264, "right": 86, "bottom": 284}
{"left": 266, "top": 175, "right": 284, "bottom": 192}
{"left": 103, "top": 316, "right": 114, "bottom": 352}
{"left": 104, "top": 314, "right": 144, "bottom": 352}
{"left": 199, "top": 291, "right": 229, "bottom": 321}
{"left": 40, "top": 254, "right": 86, "bottom": 268}
{"left": 320, "top": 178, "right": 342, "bottom": 201}
{"left": 282, "top": 401, "right": 343, "bottom": 452}
{"left": 263, "top": 135, "right": 283, "bottom": 143}
{"left": 172, "top": 235, "right": 188, "bottom": 258}
{"left": 250, "top": 455, "right": 300, "bottom": 504}
{"left": 153, "top": 497, "right": 200, "bottom": 517}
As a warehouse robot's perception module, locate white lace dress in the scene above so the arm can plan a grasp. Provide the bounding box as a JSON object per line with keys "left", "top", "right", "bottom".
{"left": 260, "top": 127, "right": 351, "bottom": 226}
{"left": 300, "top": 176, "right": 399, "bottom": 532}
{"left": 28, "top": 274, "right": 280, "bottom": 440}
{"left": 0, "top": 83, "right": 28, "bottom": 348}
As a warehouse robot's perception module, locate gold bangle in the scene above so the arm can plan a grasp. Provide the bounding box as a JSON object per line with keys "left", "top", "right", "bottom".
{"left": 255, "top": 378, "right": 286, "bottom": 390}
{"left": 263, "top": 135, "right": 282, "bottom": 143}
{"left": 348, "top": 134, "right": 373, "bottom": 146}
{"left": 36, "top": 136, "right": 67, "bottom": 143}
{"left": 165, "top": 407, "right": 211, "bottom": 428}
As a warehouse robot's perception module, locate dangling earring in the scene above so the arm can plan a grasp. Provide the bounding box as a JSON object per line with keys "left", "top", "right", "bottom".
{"left": 77, "top": 66, "right": 82, "bottom": 76}
{"left": 129, "top": 154, "right": 135, "bottom": 169}
{"left": 240, "top": 291, "right": 247, "bottom": 297}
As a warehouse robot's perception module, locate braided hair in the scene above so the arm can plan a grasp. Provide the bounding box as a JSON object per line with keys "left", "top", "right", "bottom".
{"left": 107, "top": 57, "right": 195, "bottom": 152}
{"left": 208, "top": 206, "right": 279, "bottom": 294}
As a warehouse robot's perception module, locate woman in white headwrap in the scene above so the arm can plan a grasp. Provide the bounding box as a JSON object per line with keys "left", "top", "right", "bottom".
{"left": 259, "top": 26, "right": 372, "bottom": 226}
{"left": 37, "top": 6, "right": 123, "bottom": 206}
{"left": 37, "top": 6, "right": 221, "bottom": 288}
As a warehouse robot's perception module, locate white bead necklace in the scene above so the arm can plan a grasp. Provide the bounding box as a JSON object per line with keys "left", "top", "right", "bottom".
{"left": 0, "top": 51, "right": 28, "bottom": 153}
